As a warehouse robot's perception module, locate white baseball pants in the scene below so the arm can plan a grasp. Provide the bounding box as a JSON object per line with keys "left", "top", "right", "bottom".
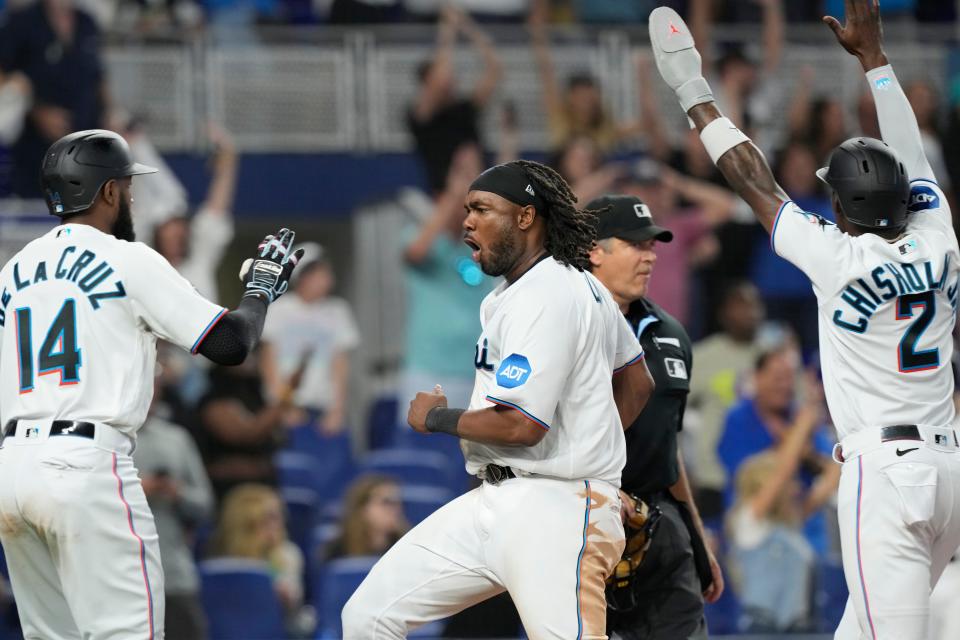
{"left": 342, "top": 475, "right": 625, "bottom": 639}
{"left": 833, "top": 425, "right": 960, "bottom": 640}
{"left": 0, "top": 421, "right": 164, "bottom": 640}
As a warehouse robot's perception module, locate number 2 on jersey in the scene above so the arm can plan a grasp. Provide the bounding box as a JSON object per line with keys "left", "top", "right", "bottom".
{"left": 896, "top": 291, "right": 939, "bottom": 373}
{"left": 15, "top": 299, "right": 82, "bottom": 393}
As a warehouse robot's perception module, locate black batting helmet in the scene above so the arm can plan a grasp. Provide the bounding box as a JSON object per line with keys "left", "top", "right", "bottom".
{"left": 816, "top": 137, "right": 910, "bottom": 231}
{"left": 40, "top": 129, "right": 157, "bottom": 217}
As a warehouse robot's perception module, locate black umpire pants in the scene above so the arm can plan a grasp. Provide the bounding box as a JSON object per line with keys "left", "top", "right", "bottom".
{"left": 607, "top": 495, "right": 707, "bottom": 640}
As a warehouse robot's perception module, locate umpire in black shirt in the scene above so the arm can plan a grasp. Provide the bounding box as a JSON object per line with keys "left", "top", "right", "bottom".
{"left": 587, "top": 195, "right": 724, "bottom": 640}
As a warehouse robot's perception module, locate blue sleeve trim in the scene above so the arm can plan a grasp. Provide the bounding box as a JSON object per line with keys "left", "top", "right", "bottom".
{"left": 191, "top": 308, "right": 228, "bottom": 354}
{"left": 613, "top": 351, "right": 646, "bottom": 374}
{"left": 485, "top": 395, "right": 551, "bottom": 431}
{"left": 769, "top": 200, "right": 793, "bottom": 255}
{"left": 910, "top": 178, "right": 940, "bottom": 188}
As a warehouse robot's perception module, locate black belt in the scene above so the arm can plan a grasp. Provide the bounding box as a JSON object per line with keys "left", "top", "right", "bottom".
{"left": 481, "top": 463, "right": 516, "bottom": 485}
{"left": 3, "top": 420, "right": 96, "bottom": 441}
{"left": 880, "top": 425, "right": 922, "bottom": 443}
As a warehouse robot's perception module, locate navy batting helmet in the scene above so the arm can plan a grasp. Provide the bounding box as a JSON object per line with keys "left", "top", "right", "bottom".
{"left": 816, "top": 137, "right": 910, "bottom": 231}
{"left": 40, "top": 129, "right": 157, "bottom": 217}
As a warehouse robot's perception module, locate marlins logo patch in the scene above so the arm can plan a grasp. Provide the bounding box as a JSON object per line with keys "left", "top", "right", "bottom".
{"left": 496, "top": 354, "right": 531, "bottom": 388}
{"left": 909, "top": 185, "right": 940, "bottom": 212}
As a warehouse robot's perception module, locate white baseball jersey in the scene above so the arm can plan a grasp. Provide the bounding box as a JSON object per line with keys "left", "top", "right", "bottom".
{"left": 0, "top": 223, "right": 226, "bottom": 436}
{"left": 771, "top": 68, "right": 960, "bottom": 442}
{"left": 462, "top": 256, "right": 643, "bottom": 484}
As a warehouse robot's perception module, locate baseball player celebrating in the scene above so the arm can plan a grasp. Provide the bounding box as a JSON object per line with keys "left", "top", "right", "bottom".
{"left": 343, "top": 160, "right": 655, "bottom": 638}
{"left": 649, "top": 2, "right": 960, "bottom": 638}
{"left": 0, "top": 129, "right": 302, "bottom": 639}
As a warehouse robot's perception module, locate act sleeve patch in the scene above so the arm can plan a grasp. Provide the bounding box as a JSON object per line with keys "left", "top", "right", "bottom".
{"left": 496, "top": 354, "right": 532, "bottom": 388}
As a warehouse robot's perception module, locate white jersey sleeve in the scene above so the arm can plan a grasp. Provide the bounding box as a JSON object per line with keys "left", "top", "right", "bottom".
{"left": 613, "top": 309, "right": 644, "bottom": 372}
{"left": 771, "top": 201, "right": 857, "bottom": 298}
{"left": 123, "top": 242, "right": 227, "bottom": 354}
{"left": 484, "top": 290, "right": 576, "bottom": 430}
{"left": 868, "top": 65, "right": 935, "bottom": 183}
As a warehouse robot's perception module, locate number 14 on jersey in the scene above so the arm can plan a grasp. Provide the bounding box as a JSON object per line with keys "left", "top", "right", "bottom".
{"left": 15, "top": 299, "right": 82, "bottom": 393}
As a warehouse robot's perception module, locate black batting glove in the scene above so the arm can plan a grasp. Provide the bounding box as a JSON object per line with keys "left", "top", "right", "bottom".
{"left": 238, "top": 227, "right": 305, "bottom": 304}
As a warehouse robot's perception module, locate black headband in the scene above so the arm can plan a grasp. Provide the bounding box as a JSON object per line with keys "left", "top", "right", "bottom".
{"left": 469, "top": 164, "right": 547, "bottom": 213}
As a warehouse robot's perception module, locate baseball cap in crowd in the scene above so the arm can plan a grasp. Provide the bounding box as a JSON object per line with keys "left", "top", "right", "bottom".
{"left": 586, "top": 195, "right": 674, "bottom": 244}
{"left": 290, "top": 241, "right": 328, "bottom": 283}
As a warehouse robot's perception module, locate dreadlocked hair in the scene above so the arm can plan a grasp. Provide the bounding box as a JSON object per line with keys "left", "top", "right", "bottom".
{"left": 512, "top": 160, "right": 598, "bottom": 271}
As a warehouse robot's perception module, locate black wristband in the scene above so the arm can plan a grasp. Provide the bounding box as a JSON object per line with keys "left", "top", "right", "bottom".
{"left": 425, "top": 407, "right": 464, "bottom": 436}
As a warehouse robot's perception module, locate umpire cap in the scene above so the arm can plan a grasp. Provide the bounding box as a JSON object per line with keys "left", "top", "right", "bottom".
{"left": 586, "top": 194, "right": 673, "bottom": 243}
{"left": 816, "top": 137, "right": 910, "bottom": 231}
{"left": 40, "top": 129, "right": 157, "bottom": 217}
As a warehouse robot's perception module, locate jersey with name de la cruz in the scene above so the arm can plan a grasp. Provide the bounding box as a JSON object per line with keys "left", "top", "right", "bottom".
{"left": 463, "top": 257, "right": 644, "bottom": 485}
{"left": 772, "top": 180, "right": 960, "bottom": 440}
{"left": 0, "top": 224, "right": 226, "bottom": 436}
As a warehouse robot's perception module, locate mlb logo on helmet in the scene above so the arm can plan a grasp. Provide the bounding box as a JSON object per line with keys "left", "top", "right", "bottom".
{"left": 496, "top": 354, "right": 532, "bottom": 389}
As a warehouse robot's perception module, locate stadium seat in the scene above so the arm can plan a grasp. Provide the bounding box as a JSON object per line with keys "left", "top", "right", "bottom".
{"left": 366, "top": 395, "right": 399, "bottom": 451}
{"left": 281, "top": 487, "right": 320, "bottom": 561}
{"left": 200, "top": 558, "right": 287, "bottom": 640}
{"left": 282, "top": 427, "right": 356, "bottom": 504}
{"left": 315, "top": 556, "right": 379, "bottom": 638}
{"left": 359, "top": 448, "right": 457, "bottom": 489}
{"left": 814, "top": 559, "right": 849, "bottom": 632}
{"left": 703, "top": 574, "right": 741, "bottom": 635}
{"left": 401, "top": 484, "right": 454, "bottom": 526}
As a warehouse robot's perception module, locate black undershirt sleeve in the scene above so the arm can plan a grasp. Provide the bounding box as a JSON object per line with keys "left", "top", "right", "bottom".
{"left": 197, "top": 295, "right": 268, "bottom": 365}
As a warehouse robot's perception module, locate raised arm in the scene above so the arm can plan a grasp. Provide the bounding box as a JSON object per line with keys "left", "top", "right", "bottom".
{"left": 411, "top": 6, "right": 459, "bottom": 123}
{"left": 823, "top": 0, "right": 934, "bottom": 181}
{"left": 460, "top": 11, "right": 503, "bottom": 109}
{"left": 528, "top": 0, "right": 563, "bottom": 124}
{"left": 648, "top": 8, "right": 788, "bottom": 232}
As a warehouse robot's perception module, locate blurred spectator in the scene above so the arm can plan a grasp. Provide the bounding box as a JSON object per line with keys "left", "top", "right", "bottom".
{"left": 529, "top": 0, "right": 637, "bottom": 151}
{"left": 717, "top": 348, "right": 837, "bottom": 555}
{"left": 113, "top": 0, "right": 205, "bottom": 34}
{"left": 261, "top": 242, "right": 360, "bottom": 435}
{"left": 749, "top": 142, "right": 832, "bottom": 354}
{"left": 788, "top": 69, "right": 849, "bottom": 164}
{"left": 113, "top": 110, "right": 190, "bottom": 242}
{"left": 687, "top": 282, "right": 766, "bottom": 520}
{"left": 403, "top": 0, "right": 530, "bottom": 22}
{"left": 548, "top": 135, "right": 622, "bottom": 204}
{"left": 209, "top": 484, "right": 305, "bottom": 619}
{"left": 725, "top": 393, "right": 834, "bottom": 633}
{"left": 906, "top": 80, "right": 952, "bottom": 193}
{"left": 690, "top": 0, "right": 784, "bottom": 149}
{"left": 197, "top": 350, "right": 294, "bottom": 501}
{"left": 857, "top": 89, "right": 881, "bottom": 139}
{"left": 398, "top": 143, "right": 494, "bottom": 418}
{"left": 614, "top": 161, "right": 738, "bottom": 327}
{"left": 408, "top": 5, "right": 501, "bottom": 194}
{"left": 324, "top": 475, "right": 408, "bottom": 560}
{"left": 135, "top": 381, "right": 215, "bottom": 640}
{"left": 0, "top": 0, "right": 111, "bottom": 198}
{"left": 328, "top": 0, "right": 404, "bottom": 23}
{"left": 152, "top": 125, "right": 237, "bottom": 304}
{"left": 569, "top": 0, "right": 653, "bottom": 23}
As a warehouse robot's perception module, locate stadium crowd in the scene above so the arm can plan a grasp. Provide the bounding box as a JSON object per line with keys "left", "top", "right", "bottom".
{"left": 0, "top": 0, "right": 959, "bottom": 638}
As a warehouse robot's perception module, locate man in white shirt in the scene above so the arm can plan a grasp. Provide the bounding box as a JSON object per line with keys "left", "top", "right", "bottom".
{"left": 343, "top": 160, "right": 655, "bottom": 638}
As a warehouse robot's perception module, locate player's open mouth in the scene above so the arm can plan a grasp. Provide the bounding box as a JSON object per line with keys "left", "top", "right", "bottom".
{"left": 464, "top": 236, "right": 481, "bottom": 262}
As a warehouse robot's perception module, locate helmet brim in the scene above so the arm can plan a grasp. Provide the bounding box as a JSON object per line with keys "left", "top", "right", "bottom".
{"left": 815, "top": 166, "right": 829, "bottom": 185}
{"left": 128, "top": 162, "right": 158, "bottom": 176}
